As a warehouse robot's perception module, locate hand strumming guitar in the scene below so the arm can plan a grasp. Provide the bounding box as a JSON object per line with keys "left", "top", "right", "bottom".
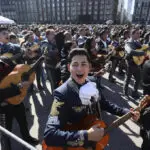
{"left": 87, "top": 124, "right": 104, "bottom": 142}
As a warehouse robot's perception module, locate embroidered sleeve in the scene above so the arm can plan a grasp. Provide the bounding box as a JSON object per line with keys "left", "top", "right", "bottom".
{"left": 44, "top": 90, "right": 89, "bottom": 147}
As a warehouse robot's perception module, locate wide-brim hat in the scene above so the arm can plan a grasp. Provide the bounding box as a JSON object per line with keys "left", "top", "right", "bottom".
{"left": 131, "top": 50, "right": 145, "bottom": 56}
{"left": 0, "top": 56, "right": 15, "bottom": 66}
{"left": 137, "top": 44, "right": 149, "bottom": 51}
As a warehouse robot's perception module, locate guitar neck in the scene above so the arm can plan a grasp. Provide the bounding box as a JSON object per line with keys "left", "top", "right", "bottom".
{"left": 104, "top": 106, "right": 140, "bottom": 135}
{"left": 11, "top": 53, "right": 23, "bottom": 61}
{"left": 27, "top": 56, "right": 44, "bottom": 75}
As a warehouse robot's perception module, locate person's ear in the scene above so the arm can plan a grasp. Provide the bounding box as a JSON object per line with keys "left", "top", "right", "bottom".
{"left": 89, "top": 63, "right": 92, "bottom": 71}
{"left": 67, "top": 64, "right": 70, "bottom": 72}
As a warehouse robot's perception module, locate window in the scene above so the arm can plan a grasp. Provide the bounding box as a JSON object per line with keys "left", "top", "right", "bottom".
{"left": 88, "top": 11, "right": 92, "bottom": 15}
{"left": 62, "top": 16, "right": 65, "bottom": 20}
{"left": 83, "top": 11, "right": 86, "bottom": 15}
{"left": 77, "top": 11, "right": 80, "bottom": 15}
{"left": 95, "top": 1, "right": 98, "bottom": 5}
{"left": 67, "top": 16, "right": 70, "bottom": 20}
{"left": 100, "top": 10, "right": 103, "bottom": 14}
{"left": 94, "top": 11, "right": 98, "bottom": 14}
{"left": 62, "top": 2, "right": 64, "bottom": 6}
{"left": 101, "top": 1, "right": 104, "bottom": 4}
{"left": 94, "top": 6, "right": 98, "bottom": 10}
{"left": 57, "top": 16, "right": 60, "bottom": 21}
{"left": 89, "top": 1, "right": 92, "bottom": 5}
{"left": 83, "top": 7, "right": 86, "bottom": 10}
{"left": 93, "top": 16, "right": 97, "bottom": 20}
{"left": 88, "top": 6, "right": 92, "bottom": 10}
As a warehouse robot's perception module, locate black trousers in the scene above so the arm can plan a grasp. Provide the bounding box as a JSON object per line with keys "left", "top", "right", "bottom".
{"left": 36, "top": 63, "right": 43, "bottom": 87}
{"left": 109, "top": 58, "right": 119, "bottom": 79}
{"left": 45, "top": 66, "right": 61, "bottom": 92}
{"left": 0, "top": 103, "right": 30, "bottom": 149}
{"left": 123, "top": 60, "right": 141, "bottom": 94}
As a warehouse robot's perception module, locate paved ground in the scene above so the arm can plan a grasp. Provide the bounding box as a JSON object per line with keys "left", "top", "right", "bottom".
{"left": 11, "top": 69, "right": 143, "bottom": 150}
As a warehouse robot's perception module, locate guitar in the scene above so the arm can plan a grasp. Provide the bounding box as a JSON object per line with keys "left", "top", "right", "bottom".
{"left": 132, "top": 55, "right": 145, "bottom": 66}
{"left": 42, "top": 95, "right": 150, "bottom": 150}
{"left": 1, "top": 52, "right": 23, "bottom": 61}
{"left": 0, "top": 55, "right": 44, "bottom": 105}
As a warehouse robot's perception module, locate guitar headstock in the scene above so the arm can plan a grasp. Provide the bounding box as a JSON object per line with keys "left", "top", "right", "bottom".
{"left": 139, "top": 95, "right": 150, "bottom": 111}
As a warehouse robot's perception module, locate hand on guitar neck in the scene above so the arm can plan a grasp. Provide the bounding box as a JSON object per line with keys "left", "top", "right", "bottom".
{"left": 18, "top": 81, "right": 31, "bottom": 89}
{"left": 93, "top": 69, "right": 106, "bottom": 77}
{"left": 93, "top": 63, "right": 111, "bottom": 77}
{"left": 130, "top": 108, "right": 140, "bottom": 121}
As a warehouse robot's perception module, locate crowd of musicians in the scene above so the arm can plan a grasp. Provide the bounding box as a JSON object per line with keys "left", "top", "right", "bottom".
{"left": 0, "top": 24, "right": 150, "bottom": 150}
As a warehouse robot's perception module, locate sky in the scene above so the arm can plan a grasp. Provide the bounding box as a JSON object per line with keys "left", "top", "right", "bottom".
{"left": 124, "top": 0, "right": 135, "bottom": 14}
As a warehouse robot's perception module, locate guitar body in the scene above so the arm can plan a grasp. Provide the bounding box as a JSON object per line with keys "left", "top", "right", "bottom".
{"left": 0, "top": 64, "right": 35, "bottom": 105}
{"left": 43, "top": 95, "right": 150, "bottom": 150}
{"left": 1, "top": 52, "right": 13, "bottom": 58}
{"left": 42, "top": 115, "right": 109, "bottom": 150}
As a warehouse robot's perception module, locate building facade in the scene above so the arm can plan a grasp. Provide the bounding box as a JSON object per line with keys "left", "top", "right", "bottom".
{"left": 117, "top": 0, "right": 135, "bottom": 24}
{"left": 0, "top": 0, "right": 17, "bottom": 21}
{"left": 132, "top": 0, "right": 150, "bottom": 24}
{"left": 0, "top": 0, "right": 118, "bottom": 24}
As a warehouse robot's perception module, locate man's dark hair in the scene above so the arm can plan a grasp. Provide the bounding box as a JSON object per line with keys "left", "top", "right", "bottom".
{"left": 131, "top": 28, "right": 139, "bottom": 35}
{"left": 68, "top": 48, "right": 91, "bottom": 63}
{"left": 33, "top": 27, "right": 39, "bottom": 33}
{"left": 0, "top": 27, "right": 8, "bottom": 33}
{"left": 9, "top": 34, "right": 17, "bottom": 40}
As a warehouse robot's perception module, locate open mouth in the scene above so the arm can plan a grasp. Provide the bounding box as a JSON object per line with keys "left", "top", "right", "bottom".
{"left": 76, "top": 74, "right": 84, "bottom": 79}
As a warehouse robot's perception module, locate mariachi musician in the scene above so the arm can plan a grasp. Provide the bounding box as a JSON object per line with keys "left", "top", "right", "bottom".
{"left": 0, "top": 27, "right": 39, "bottom": 149}
{"left": 43, "top": 48, "right": 140, "bottom": 150}
{"left": 22, "top": 31, "right": 44, "bottom": 91}
{"left": 96, "top": 28, "right": 110, "bottom": 55}
{"left": 108, "top": 32, "right": 125, "bottom": 82}
{"left": 140, "top": 53, "right": 150, "bottom": 150}
{"left": 95, "top": 28, "right": 112, "bottom": 88}
{"left": 123, "top": 28, "right": 145, "bottom": 99}
{"left": 0, "top": 56, "right": 39, "bottom": 149}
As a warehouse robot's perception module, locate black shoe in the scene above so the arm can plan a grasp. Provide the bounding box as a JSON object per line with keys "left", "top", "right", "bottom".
{"left": 24, "top": 136, "right": 39, "bottom": 145}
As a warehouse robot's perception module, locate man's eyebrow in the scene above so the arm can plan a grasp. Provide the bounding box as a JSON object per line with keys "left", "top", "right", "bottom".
{"left": 81, "top": 61, "right": 88, "bottom": 63}
{"left": 72, "top": 61, "right": 88, "bottom": 64}
{"left": 72, "top": 62, "right": 78, "bottom": 64}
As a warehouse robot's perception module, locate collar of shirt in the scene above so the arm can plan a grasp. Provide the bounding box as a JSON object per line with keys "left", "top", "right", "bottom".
{"left": 0, "top": 42, "right": 4, "bottom": 46}
{"left": 101, "top": 39, "right": 107, "bottom": 48}
{"left": 71, "top": 77, "right": 88, "bottom": 89}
